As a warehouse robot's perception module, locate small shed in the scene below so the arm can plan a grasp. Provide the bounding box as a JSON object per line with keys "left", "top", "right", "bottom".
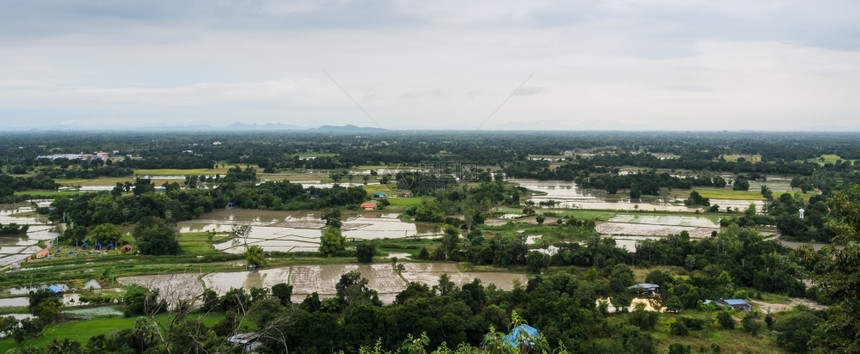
{"left": 229, "top": 332, "right": 262, "bottom": 352}
{"left": 35, "top": 249, "right": 50, "bottom": 259}
{"left": 374, "top": 192, "right": 387, "bottom": 198}
{"left": 716, "top": 298, "right": 752, "bottom": 311}
{"left": 402, "top": 192, "right": 413, "bottom": 197}
{"left": 360, "top": 201, "right": 378, "bottom": 210}
{"left": 627, "top": 283, "right": 660, "bottom": 297}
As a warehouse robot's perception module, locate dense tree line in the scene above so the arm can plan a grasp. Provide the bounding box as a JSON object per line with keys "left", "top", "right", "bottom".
{"left": 3, "top": 131, "right": 858, "bottom": 178}
{"left": 635, "top": 227, "right": 805, "bottom": 297}
{"left": 0, "top": 173, "right": 59, "bottom": 198}
{"left": 0, "top": 223, "right": 30, "bottom": 236}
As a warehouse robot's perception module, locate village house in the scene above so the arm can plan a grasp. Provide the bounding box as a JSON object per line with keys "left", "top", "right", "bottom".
{"left": 627, "top": 283, "right": 660, "bottom": 297}
{"left": 705, "top": 298, "right": 753, "bottom": 311}
{"left": 360, "top": 201, "right": 378, "bottom": 210}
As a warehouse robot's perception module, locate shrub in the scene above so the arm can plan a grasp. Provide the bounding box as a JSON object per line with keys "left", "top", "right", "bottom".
{"left": 717, "top": 311, "right": 735, "bottom": 329}
{"left": 670, "top": 321, "right": 689, "bottom": 336}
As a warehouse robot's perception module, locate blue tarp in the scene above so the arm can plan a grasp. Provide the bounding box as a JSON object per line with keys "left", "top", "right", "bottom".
{"left": 47, "top": 285, "right": 62, "bottom": 293}
{"left": 504, "top": 324, "right": 540, "bottom": 348}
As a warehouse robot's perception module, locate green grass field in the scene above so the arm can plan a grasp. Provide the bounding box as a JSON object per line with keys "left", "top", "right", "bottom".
{"left": 811, "top": 154, "right": 856, "bottom": 165}
{"left": 386, "top": 197, "right": 425, "bottom": 207}
{"left": 14, "top": 189, "right": 87, "bottom": 197}
{"left": 493, "top": 207, "right": 619, "bottom": 221}
{"left": 646, "top": 311, "right": 783, "bottom": 353}
{"left": 178, "top": 232, "right": 221, "bottom": 255}
{"left": 693, "top": 188, "right": 765, "bottom": 200}
{"left": 0, "top": 312, "right": 228, "bottom": 351}
{"left": 134, "top": 166, "right": 246, "bottom": 176}
{"left": 362, "top": 184, "right": 396, "bottom": 195}
{"left": 54, "top": 177, "right": 135, "bottom": 187}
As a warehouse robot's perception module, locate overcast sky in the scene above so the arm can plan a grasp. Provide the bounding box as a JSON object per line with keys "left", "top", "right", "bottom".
{"left": 2, "top": 0, "right": 859, "bottom": 131}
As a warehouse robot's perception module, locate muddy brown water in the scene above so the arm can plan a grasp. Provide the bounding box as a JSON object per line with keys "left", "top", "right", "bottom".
{"left": 117, "top": 263, "right": 527, "bottom": 305}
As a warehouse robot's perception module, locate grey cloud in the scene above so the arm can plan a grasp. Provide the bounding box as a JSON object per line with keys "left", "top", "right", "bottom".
{"left": 0, "top": 0, "right": 428, "bottom": 42}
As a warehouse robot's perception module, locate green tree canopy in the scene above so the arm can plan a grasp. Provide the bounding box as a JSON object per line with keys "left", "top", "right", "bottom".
{"left": 319, "top": 227, "right": 345, "bottom": 257}
{"left": 134, "top": 217, "right": 180, "bottom": 256}
{"left": 244, "top": 245, "right": 267, "bottom": 269}
{"left": 87, "top": 223, "right": 122, "bottom": 245}
{"left": 355, "top": 242, "right": 375, "bottom": 263}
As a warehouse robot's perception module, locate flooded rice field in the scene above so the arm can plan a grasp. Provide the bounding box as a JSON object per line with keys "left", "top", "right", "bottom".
{"left": 709, "top": 199, "right": 766, "bottom": 212}
{"left": 607, "top": 215, "right": 718, "bottom": 228}
{"left": 180, "top": 209, "right": 439, "bottom": 254}
{"left": 511, "top": 179, "right": 699, "bottom": 212}
{"left": 0, "top": 293, "right": 93, "bottom": 308}
{"left": 597, "top": 214, "right": 718, "bottom": 238}
{"left": 595, "top": 214, "right": 719, "bottom": 251}
{"left": 597, "top": 222, "right": 716, "bottom": 238}
{"left": 118, "top": 263, "right": 527, "bottom": 305}
{"left": 118, "top": 273, "right": 205, "bottom": 306}
{"left": 0, "top": 205, "right": 61, "bottom": 266}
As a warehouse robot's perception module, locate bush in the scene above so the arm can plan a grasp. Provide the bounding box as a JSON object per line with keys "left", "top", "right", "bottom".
{"left": 717, "top": 311, "right": 735, "bottom": 329}
{"left": 677, "top": 317, "right": 707, "bottom": 331}
{"left": 668, "top": 343, "right": 690, "bottom": 354}
{"left": 742, "top": 311, "right": 764, "bottom": 334}
{"left": 670, "top": 321, "right": 689, "bottom": 336}
{"left": 355, "top": 242, "right": 376, "bottom": 263}
{"left": 123, "top": 285, "right": 166, "bottom": 317}
{"left": 629, "top": 303, "right": 658, "bottom": 330}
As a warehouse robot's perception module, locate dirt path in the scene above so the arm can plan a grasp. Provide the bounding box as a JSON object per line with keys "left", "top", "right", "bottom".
{"left": 751, "top": 297, "right": 827, "bottom": 313}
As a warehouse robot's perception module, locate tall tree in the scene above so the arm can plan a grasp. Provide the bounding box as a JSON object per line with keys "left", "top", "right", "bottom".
{"left": 319, "top": 227, "right": 345, "bottom": 257}
{"left": 134, "top": 217, "right": 180, "bottom": 256}
{"left": 812, "top": 184, "right": 860, "bottom": 352}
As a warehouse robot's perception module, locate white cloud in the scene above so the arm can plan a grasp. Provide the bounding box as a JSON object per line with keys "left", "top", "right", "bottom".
{"left": 0, "top": 0, "right": 858, "bottom": 130}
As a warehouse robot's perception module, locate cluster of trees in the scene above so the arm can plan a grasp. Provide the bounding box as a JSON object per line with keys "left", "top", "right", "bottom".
{"left": 581, "top": 172, "right": 723, "bottom": 196}
{"left": 0, "top": 222, "right": 29, "bottom": 236}
{"left": 10, "top": 263, "right": 831, "bottom": 353}
{"left": 635, "top": 227, "right": 805, "bottom": 296}
{"left": 49, "top": 177, "right": 368, "bottom": 244}
{"left": 4, "top": 131, "right": 857, "bottom": 183}
{"left": 0, "top": 172, "right": 59, "bottom": 199}
{"left": 504, "top": 152, "right": 826, "bottom": 182}
{"left": 37, "top": 164, "right": 134, "bottom": 179}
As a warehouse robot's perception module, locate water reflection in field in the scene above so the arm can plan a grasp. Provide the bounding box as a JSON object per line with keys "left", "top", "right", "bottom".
{"left": 179, "top": 209, "right": 439, "bottom": 254}
{"left": 118, "top": 263, "right": 527, "bottom": 305}
{"left": 0, "top": 205, "right": 60, "bottom": 266}
{"left": 511, "top": 179, "right": 697, "bottom": 212}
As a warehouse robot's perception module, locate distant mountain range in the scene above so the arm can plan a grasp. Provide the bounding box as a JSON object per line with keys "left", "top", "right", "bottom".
{"left": 310, "top": 124, "right": 387, "bottom": 132}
